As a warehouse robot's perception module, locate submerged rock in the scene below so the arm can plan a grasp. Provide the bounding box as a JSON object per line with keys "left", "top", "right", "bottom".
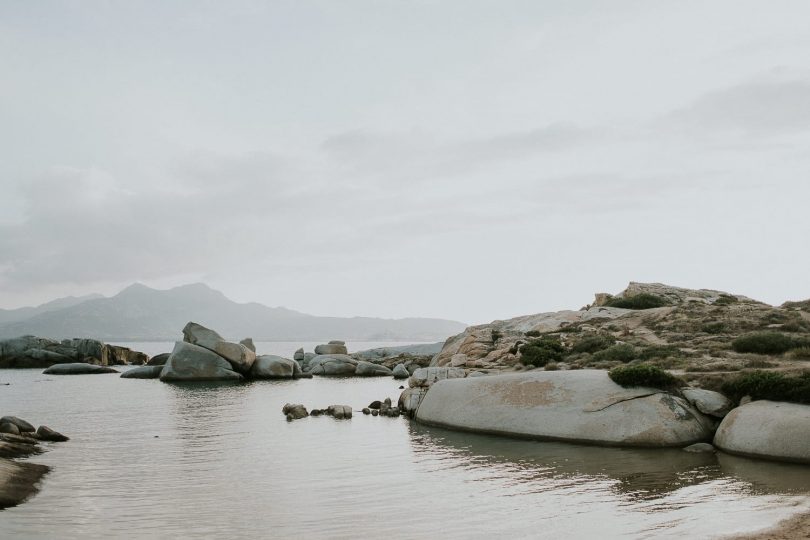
{"left": 282, "top": 403, "right": 308, "bottom": 420}
{"left": 714, "top": 400, "right": 810, "bottom": 464}
{"left": 120, "top": 365, "right": 164, "bottom": 379}
{"left": 35, "top": 425, "right": 69, "bottom": 442}
{"left": 327, "top": 405, "right": 352, "bottom": 419}
{"left": 683, "top": 443, "right": 715, "bottom": 453}
{"left": 159, "top": 342, "right": 243, "bottom": 382}
{"left": 0, "top": 458, "right": 50, "bottom": 509}
{"left": 42, "top": 363, "right": 118, "bottom": 375}
{"left": 415, "top": 370, "right": 713, "bottom": 447}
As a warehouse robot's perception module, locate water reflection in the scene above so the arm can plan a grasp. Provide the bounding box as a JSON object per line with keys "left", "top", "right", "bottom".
{"left": 407, "top": 423, "right": 810, "bottom": 502}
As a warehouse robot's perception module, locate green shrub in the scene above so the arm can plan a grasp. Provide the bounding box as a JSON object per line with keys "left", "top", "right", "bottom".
{"left": 570, "top": 334, "right": 616, "bottom": 354}
{"left": 525, "top": 330, "right": 541, "bottom": 338}
{"left": 604, "top": 294, "right": 670, "bottom": 310}
{"left": 721, "top": 371, "right": 810, "bottom": 405}
{"left": 637, "top": 345, "right": 683, "bottom": 360}
{"left": 491, "top": 329, "right": 502, "bottom": 343}
{"left": 714, "top": 294, "right": 738, "bottom": 306}
{"left": 788, "top": 347, "right": 810, "bottom": 360}
{"left": 592, "top": 343, "right": 636, "bottom": 363}
{"left": 702, "top": 321, "right": 726, "bottom": 334}
{"left": 520, "top": 337, "right": 566, "bottom": 367}
{"left": 731, "top": 332, "right": 795, "bottom": 355}
{"left": 609, "top": 364, "right": 680, "bottom": 390}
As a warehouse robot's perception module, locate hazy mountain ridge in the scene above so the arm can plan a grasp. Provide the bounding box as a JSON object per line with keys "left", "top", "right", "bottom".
{"left": 0, "top": 293, "right": 104, "bottom": 325}
{"left": 0, "top": 283, "right": 467, "bottom": 341}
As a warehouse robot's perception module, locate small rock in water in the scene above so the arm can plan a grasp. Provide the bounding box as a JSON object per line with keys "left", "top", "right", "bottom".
{"left": 384, "top": 397, "right": 392, "bottom": 406}
{"left": 371, "top": 410, "right": 379, "bottom": 417}
{"left": 310, "top": 409, "right": 322, "bottom": 417}
{"left": 36, "top": 425, "right": 69, "bottom": 442}
{"left": 368, "top": 400, "right": 382, "bottom": 409}
{"left": 281, "top": 403, "right": 309, "bottom": 420}
{"left": 0, "top": 422, "right": 21, "bottom": 435}
{"left": 362, "top": 408, "right": 371, "bottom": 415}
{"left": 683, "top": 443, "right": 716, "bottom": 453}
{"left": 1, "top": 416, "right": 35, "bottom": 433}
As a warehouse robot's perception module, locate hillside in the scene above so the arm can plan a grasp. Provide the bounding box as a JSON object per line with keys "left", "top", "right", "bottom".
{"left": 0, "top": 294, "right": 103, "bottom": 325}
{"left": 0, "top": 283, "right": 467, "bottom": 341}
{"left": 431, "top": 282, "right": 810, "bottom": 389}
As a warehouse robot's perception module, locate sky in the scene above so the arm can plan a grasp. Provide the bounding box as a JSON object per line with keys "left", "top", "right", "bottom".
{"left": 1, "top": 0, "right": 809, "bottom": 324}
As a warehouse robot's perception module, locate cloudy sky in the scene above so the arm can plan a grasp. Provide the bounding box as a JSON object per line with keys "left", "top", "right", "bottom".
{"left": 1, "top": 1, "right": 809, "bottom": 324}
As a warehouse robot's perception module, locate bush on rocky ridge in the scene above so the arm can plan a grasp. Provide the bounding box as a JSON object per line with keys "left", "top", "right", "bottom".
{"left": 604, "top": 293, "right": 670, "bottom": 310}
{"left": 608, "top": 364, "right": 681, "bottom": 390}
{"left": 721, "top": 371, "right": 810, "bottom": 405}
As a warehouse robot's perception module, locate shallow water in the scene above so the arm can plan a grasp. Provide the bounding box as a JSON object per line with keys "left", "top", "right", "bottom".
{"left": 1, "top": 363, "right": 810, "bottom": 539}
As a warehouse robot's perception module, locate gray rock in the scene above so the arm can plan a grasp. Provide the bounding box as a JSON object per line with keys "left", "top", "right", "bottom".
{"left": 714, "top": 400, "right": 810, "bottom": 464}
{"left": 0, "top": 423, "right": 20, "bottom": 436}
{"left": 408, "top": 367, "right": 465, "bottom": 388}
{"left": 314, "top": 343, "right": 349, "bottom": 355}
{"left": 392, "top": 364, "right": 410, "bottom": 379}
{"left": 371, "top": 409, "right": 379, "bottom": 416}
{"left": 251, "top": 355, "right": 298, "bottom": 379}
{"left": 159, "top": 342, "right": 243, "bottom": 382}
{"left": 415, "top": 370, "right": 714, "bottom": 447}
{"left": 467, "top": 371, "right": 486, "bottom": 378}
{"left": 120, "top": 365, "right": 164, "bottom": 379}
{"left": 352, "top": 342, "right": 445, "bottom": 360}
{"left": 182, "top": 321, "right": 224, "bottom": 351}
{"left": 281, "top": 403, "right": 308, "bottom": 420}
{"left": 684, "top": 443, "right": 716, "bottom": 453}
{"left": 362, "top": 408, "right": 371, "bottom": 415}
{"left": 368, "top": 400, "right": 382, "bottom": 409}
{"left": 328, "top": 340, "right": 346, "bottom": 345}
{"left": 307, "top": 354, "right": 358, "bottom": 376}
{"left": 327, "top": 405, "right": 352, "bottom": 419}
{"left": 355, "top": 361, "right": 394, "bottom": 377}
{"left": 239, "top": 338, "right": 256, "bottom": 352}
{"left": 682, "top": 388, "right": 733, "bottom": 418}
{"left": 398, "top": 387, "right": 428, "bottom": 417}
{"left": 295, "top": 371, "right": 313, "bottom": 379}
{"left": 146, "top": 353, "right": 171, "bottom": 366}
{"left": 212, "top": 341, "right": 256, "bottom": 374}
{"left": 35, "top": 425, "right": 69, "bottom": 442}
{"left": 450, "top": 353, "right": 468, "bottom": 367}
{"left": 0, "top": 417, "right": 35, "bottom": 433}
{"left": 293, "top": 348, "right": 305, "bottom": 361}
{"left": 42, "top": 363, "right": 118, "bottom": 375}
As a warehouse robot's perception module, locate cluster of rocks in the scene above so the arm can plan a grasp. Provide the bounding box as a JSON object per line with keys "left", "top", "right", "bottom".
{"left": 0, "top": 416, "right": 69, "bottom": 509}
{"left": 282, "top": 403, "right": 353, "bottom": 421}
{"left": 0, "top": 336, "right": 148, "bottom": 369}
{"left": 361, "top": 398, "right": 403, "bottom": 417}
{"left": 399, "top": 368, "right": 810, "bottom": 464}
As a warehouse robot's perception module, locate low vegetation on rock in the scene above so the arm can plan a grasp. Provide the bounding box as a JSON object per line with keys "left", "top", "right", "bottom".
{"left": 731, "top": 332, "right": 804, "bottom": 355}
{"left": 721, "top": 371, "right": 810, "bottom": 405}
{"left": 603, "top": 293, "right": 670, "bottom": 310}
{"left": 608, "top": 364, "right": 681, "bottom": 390}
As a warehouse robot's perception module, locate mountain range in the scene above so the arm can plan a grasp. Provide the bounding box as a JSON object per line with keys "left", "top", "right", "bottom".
{"left": 0, "top": 283, "right": 467, "bottom": 342}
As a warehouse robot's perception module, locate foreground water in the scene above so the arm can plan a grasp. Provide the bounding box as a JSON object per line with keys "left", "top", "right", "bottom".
{"left": 1, "top": 344, "right": 810, "bottom": 539}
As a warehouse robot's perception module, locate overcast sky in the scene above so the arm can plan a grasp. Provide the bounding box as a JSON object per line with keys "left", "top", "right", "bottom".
{"left": 1, "top": 1, "right": 809, "bottom": 324}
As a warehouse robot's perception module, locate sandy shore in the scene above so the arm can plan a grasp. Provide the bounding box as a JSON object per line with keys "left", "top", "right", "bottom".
{"left": 726, "top": 512, "right": 810, "bottom": 540}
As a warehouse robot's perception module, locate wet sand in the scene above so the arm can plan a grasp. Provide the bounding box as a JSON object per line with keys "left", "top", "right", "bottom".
{"left": 728, "top": 512, "right": 810, "bottom": 540}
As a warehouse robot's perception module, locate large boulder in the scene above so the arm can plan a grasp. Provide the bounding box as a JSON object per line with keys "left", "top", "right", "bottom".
{"left": 682, "top": 388, "right": 733, "bottom": 418}
{"left": 355, "top": 361, "right": 393, "bottom": 377}
{"left": 212, "top": 342, "right": 256, "bottom": 374}
{"left": 307, "top": 354, "right": 358, "bottom": 376}
{"left": 714, "top": 401, "right": 810, "bottom": 464}
{"left": 293, "top": 348, "right": 304, "bottom": 361}
{"left": 159, "top": 342, "right": 243, "bottom": 382}
{"left": 42, "top": 363, "right": 118, "bottom": 375}
{"left": 120, "top": 365, "right": 164, "bottom": 379}
{"left": 251, "top": 355, "right": 298, "bottom": 379}
{"left": 182, "top": 322, "right": 225, "bottom": 350}
{"left": 415, "top": 370, "right": 714, "bottom": 447}
{"left": 0, "top": 417, "right": 34, "bottom": 433}
{"left": 314, "top": 343, "right": 348, "bottom": 355}
{"left": 392, "top": 364, "right": 410, "bottom": 379}
{"left": 147, "top": 353, "right": 171, "bottom": 366}
{"left": 408, "top": 367, "right": 465, "bottom": 388}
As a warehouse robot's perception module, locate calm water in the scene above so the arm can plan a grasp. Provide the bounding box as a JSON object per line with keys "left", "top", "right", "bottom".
{"left": 1, "top": 347, "right": 810, "bottom": 539}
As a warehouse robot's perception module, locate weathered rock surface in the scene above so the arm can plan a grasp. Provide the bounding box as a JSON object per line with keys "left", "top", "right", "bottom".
{"left": 327, "top": 405, "right": 352, "bottom": 419}
{"left": 314, "top": 343, "right": 349, "bottom": 355}
{"left": 682, "top": 388, "right": 733, "bottom": 418}
{"left": 0, "top": 335, "right": 147, "bottom": 368}
{"left": 42, "top": 363, "right": 119, "bottom": 375}
{"left": 408, "top": 367, "right": 465, "bottom": 388}
{"left": 714, "top": 401, "right": 810, "bottom": 464}
{"left": 0, "top": 457, "right": 50, "bottom": 509}
{"left": 213, "top": 341, "right": 256, "bottom": 374}
{"left": 0, "top": 423, "right": 20, "bottom": 435}
{"left": 251, "top": 355, "right": 298, "bottom": 379}
{"left": 415, "top": 370, "right": 714, "bottom": 447}
{"left": 293, "top": 348, "right": 304, "bottom": 361}
{"left": 120, "top": 365, "right": 164, "bottom": 379}
{"left": 307, "top": 354, "right": 358, "bottom": 376}
{"left": 355, "top": 361, "right": 393, "bottom": 377}
{"left": 159, "top": 341, "right": 243, "bottom": 382}
{"left": 0, "top": 417, "right": 35, "bottom": 433}
{"left": 239, "top": 338, "right": 256, "bottom": 352}
{"left": 147, "top": 353, "right": 171, "bottom": 366}
{"left": 282, "top": 403, "right": 308, "bottom": 420}
{"left": 398, "top": 387, "right": 428, "bottom": 417}
{"left": 182, "top": 322, "right": 224, "bottom": 351}
{"left": 392, "top": 364, "right": 410, "bottom": 379}
{"left": 35, "top": 425, "right": 69, "bottom": 442}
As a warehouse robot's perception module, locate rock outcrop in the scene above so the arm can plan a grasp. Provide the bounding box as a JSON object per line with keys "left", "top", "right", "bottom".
{"left": 239, "top": 338, "right": 256, "bottom": 352}
{"left": 182, "top": 322, "right": 256, "bottom": 374}
{"left": 314, "top": 342, "right": 348, "bottom": 355}
{"left": 414, "top": 370, "right": 714, "bottom": 447}
{"left": 0, "top": 336, "right": 149, "bottom": 368}
{"left": 120, "top": 365, "right": 164, "bottom": 379}
{"left": 408, "top": 367, "right": 465, "bottom": 388}
{"left": 714, "top": 401, "right": 810, "bottom": 464}
{"left": 355, "top": 361, "right": 393, "bottom": 377}
{"left": 159, "top": 341, "right": 243, "bottom": 382}
{"left": 307, "top": 354, "right": 358, "bottom": 376}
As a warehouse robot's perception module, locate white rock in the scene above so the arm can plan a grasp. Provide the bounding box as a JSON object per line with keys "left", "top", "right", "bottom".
{"left": 682, "top": 388, "right": 733, "bottom": 418}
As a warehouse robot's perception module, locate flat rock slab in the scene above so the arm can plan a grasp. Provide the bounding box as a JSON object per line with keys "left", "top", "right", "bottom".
{"left": 0, "top": 458, "right": 50, "bottom": 509}
{"left": 714, "top": 400, "right": 810, "bottom": 464}
{"left": 415, "top": 370, "right": 713, "bottom": 448}
{"left": 121, "top": 365, "right": 164, "bottom": 379}
{"left": 42, "top": 363, "right": 118, "bottom": 375}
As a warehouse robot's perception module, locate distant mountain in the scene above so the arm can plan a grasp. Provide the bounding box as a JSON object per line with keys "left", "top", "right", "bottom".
{"left": 0, "top": 283, "right": 467, "bottom": 342}
{"left": 0, "top": 293, "right": 104, "bottom": 325}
